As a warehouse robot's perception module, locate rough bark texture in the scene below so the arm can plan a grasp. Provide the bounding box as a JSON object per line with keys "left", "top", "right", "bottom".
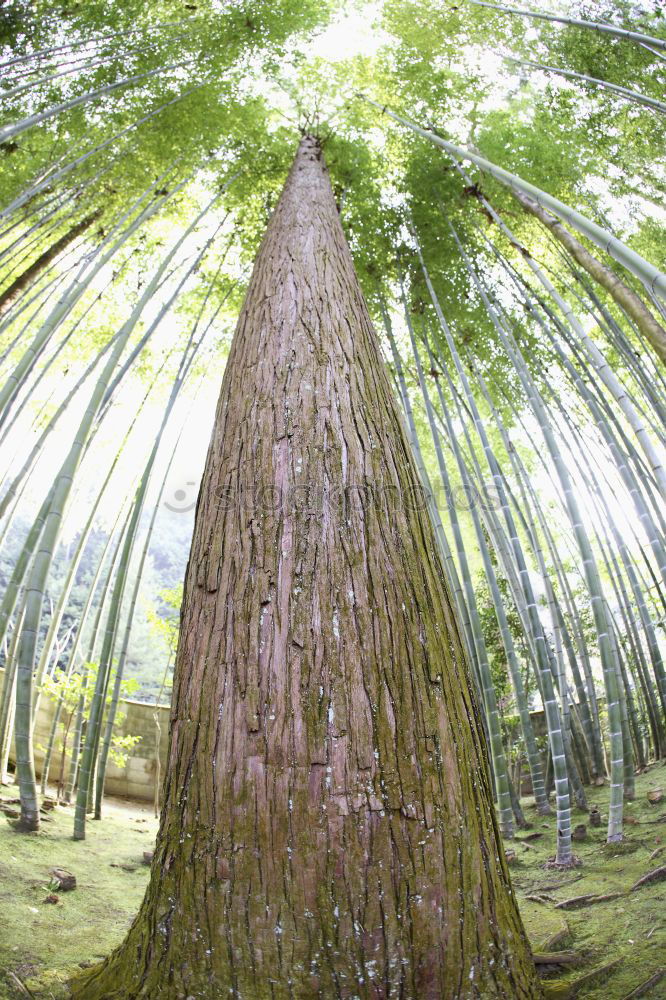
{"left": 0, "top": 210, "right": 100, "bottom": 318}
{"left": 513, "top": 190, "right": 666, "bottom": 365}
{"left": 75, "top": 137, "right": 540, "bottom": 999}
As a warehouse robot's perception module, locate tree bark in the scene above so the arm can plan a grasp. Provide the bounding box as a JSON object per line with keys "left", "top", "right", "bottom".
{"left": 0, "top": 210, "right": 101, "bottom": 318}
{"left": 512, "top": 190, "right": 666, "bottom": 366}
{"left": 75, "top": 136, "right": 540, "bottom": 999}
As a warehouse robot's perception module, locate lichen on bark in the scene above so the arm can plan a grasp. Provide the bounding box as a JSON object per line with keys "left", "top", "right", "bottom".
{"left": 74, "top": 135, "right": 541, "bottom": 999}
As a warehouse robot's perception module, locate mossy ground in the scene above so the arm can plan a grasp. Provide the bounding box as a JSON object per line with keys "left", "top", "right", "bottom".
{"left": 0, "top": 767, "right": 664, "bottom": 999}
{"left": 510, "top": 764, "right": 666, "bottom": 999}
{"left": 0, "top": 783, "right": 158, "bottom": 1000}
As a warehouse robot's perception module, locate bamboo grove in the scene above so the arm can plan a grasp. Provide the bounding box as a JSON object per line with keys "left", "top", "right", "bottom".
{"left": 0, "top": 0, "right": 664, "bottom": 877}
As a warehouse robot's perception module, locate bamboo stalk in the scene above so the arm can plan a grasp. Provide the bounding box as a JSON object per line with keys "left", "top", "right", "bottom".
{"left": 400, "top": 294, "right": 514, "bottom": 836}
{"left": 0, "top": 58, "right": 196, "bottom": 144}
{"left": 450, "top": 221, "right": 625, "bottom": 838}
{"left": 504, "top": 56, "right": 666, "bottom": 116}
{"left": 14, "top": 184, "right": 223, "bottom": 831}
{"left": 413, "top": 232, "right": 573, "bottom": 862}
{"left": 362, "top": 97, "right": 666, "bottom": 299}
{"left": 464, "top": 0, "right": 666, "bottom": 51}
{"left": 423, "top": 330, "right": 550, "bottom": 814}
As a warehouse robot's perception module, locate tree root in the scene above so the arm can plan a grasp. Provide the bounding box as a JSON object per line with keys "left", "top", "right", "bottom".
{"left": 555, "top": 891, "right": 624, "bottom": 910}
{"left": 621, "top": 968, "right": 665, "bottom": 999}
{"left": 533, "top": 951, "right": 581, "bottom": 966}
{"left": 539, "top": 924, "right": 571, "bottom": 952}
{"left": 630, "top": 865, "right": 666, "bottom": 891}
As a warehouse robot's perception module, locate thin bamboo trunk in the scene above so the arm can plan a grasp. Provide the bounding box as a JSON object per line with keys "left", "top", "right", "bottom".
{"left": 414, "top": 232, "right": 573, "bottom": 864}
{"left": 426, "top": 337, "right": 550, "bottom": 814}
{"left": 0, "top": 58, "right": 195, "bottom": 144}
{"left": 450, "top": 222, "right": 624, "bottom": 839}
{"left": 0, "top": 177, "right": 175, "bottom": 428}
{"left": 364, "top": 98, "right": 666, "bottom": 299}
{"left": 513, "top": 189, "right": 666, "bottom": 364}
{"left": 469, "top": 353, "right": 603, "bottom": 781}
{"left": 14, "top": 184, "right": 218, "bottom": 831}
{"left": 30, "top": 352, "right": 173, "bottom": 723}
{"left": 462, "top": 189, "right": 666, "bottom": 501}
{"left": 64, "top": 505, "right": 133, "bottom": 805}
{"left": 0, "top": 489, "right": 53, "bottom": 653}
{"left": 0, "top": 603, "right": 26, "bottom": 781}
{"left": 504, "top": 56, "right": 666, "bottom": 116}
{"left": 401, "top": 301, "right": 514, "bottom": 836}
{"left": 464, "top": 0, "right": 666, "bottom": 50}
{"left": 92, "top": 334, "right": 202, "bottom": 820}
{"left": 93, "top": 434, "right": 182, "bottom": 818}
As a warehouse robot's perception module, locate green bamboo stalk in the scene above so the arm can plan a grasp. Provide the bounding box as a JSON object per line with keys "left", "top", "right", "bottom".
{"left": 446, "top": 364, "right": 576, "bottom": 825}
{"left": 0, "top": 211, "right": 102, "bottom": 318}
{"left": 1, "top": 90, "right": 202, "bottom": 220}
{"left": 0, "top": 251, "right": 134, "bottom": 455}
{"left": 413, "top": 235, "right": 573, "bottom": 863}
{"left": 601, "top": 541, "right": 648, "bottom": 769}
{"left": 503, "top": 55, "right": 666, "bottom": 115}
{"left": 604, "top": 541, "right": 665, "bottom": 758}
{"left": 0, "top": 58, "right": 195, "bottom": 144}
{"left": 464, "top": 0, "right": 666, "bottom": 52}
{"left": 481, "top": 237, "right": 666, "bottom": 619}
{"left": 542, "top": 318, "right": 666, "bottom": 594}
{"left": 499, "top": 216, "right": 666, "bottom": 575}
{"left": 70, "top": 192, "right": 229, "bottom": 835}
{"left": 507, "top": 440, "right": 605, "bottom": 778}
{"left": 570, "top": 273, "right": 666, "bottom": 428}
{"left": 460, "top": 187, "right": 666, "bottom": 502}
{"left": 493, "top": 455, "right": 589, "bottom": 809}
{"left": 449, "top": 221, "right": 624, "bottom": 840}
{"left": 0, "top": 165, "right": 183, "bottom": 427}
{"left": 401, "top": 295, "right": 514, "bottom": 836}
{"left": 547, "top": 401, "right": 647, "bottom": 786}
{"left": 423, "top": 332, "right": 550, "bottom": 814}
{"left": 378, "top": 298, "right": 478, "bottom": 676}
{"left": 0, "top": 602, "right": 25, "bottom": 782}
{"left": 362, "top": 97, "right": 666, "bottom": 299}
{"left": 64, "top": 505, "right": 133, "bottom": 805}
{"left": 93, "top": 431, "right": 184, "bottom": 818}
{"left": 30, "top": 347, "right": 175, "bottom": 723}
{"left": 605, "top": 610, "right": 637, "bottom": 798}
{"left": 0, "top": 488, "right": 53, "bottom": 653}
{"left": 14, "top": 182, "right": 218, "bottom": 830}
{"left": 92, "top": 321, "right": 206, "bottom": 820}
{"left": 468, "top": 349, "right": 603, "bottom": 782}
{"left": 554, "top": 395, "right": 666, "bottom": 720}
{"left": 40, "top": 682, "right": 68, "bottom": 796}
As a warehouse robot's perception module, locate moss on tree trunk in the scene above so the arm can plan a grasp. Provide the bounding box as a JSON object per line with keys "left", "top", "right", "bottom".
{"left": 74, "top": 136, "right": 541, "bottom": 999}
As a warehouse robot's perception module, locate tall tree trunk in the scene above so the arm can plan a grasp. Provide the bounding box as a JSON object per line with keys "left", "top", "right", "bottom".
{"left": 0, "top": 211, "right": 101, "bottom": 318}
{"left": 74, "top": 136, "right": 540, "bottom": 999}
{"left": 512, "top": 190, "right": 666, "bottom": 365}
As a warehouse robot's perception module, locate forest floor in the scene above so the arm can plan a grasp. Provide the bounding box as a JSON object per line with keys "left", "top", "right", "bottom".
{"left": 0, "top": 766, "right": 664, "bottom": 999}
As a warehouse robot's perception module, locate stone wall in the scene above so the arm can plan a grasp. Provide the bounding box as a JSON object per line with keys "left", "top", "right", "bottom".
{"left": 1, "top": 667, "right": 170, "bottom": 803}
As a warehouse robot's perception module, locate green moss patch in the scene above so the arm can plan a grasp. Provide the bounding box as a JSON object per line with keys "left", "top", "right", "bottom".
{"left": 0, "top": 784, "right": 157, "bottom": 999}
{"left": 513, "top": 766, "right": 666, "bottom": 999}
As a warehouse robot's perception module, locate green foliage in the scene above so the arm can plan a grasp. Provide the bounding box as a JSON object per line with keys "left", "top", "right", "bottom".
{"left": 146, "top": 582, "right": 182, "bottom": 655}
{"left": 108, "top": 731, "right": 141, "bottom": 768}
{"left": 40, "top": 662, "right": 140, "bottom": 772}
